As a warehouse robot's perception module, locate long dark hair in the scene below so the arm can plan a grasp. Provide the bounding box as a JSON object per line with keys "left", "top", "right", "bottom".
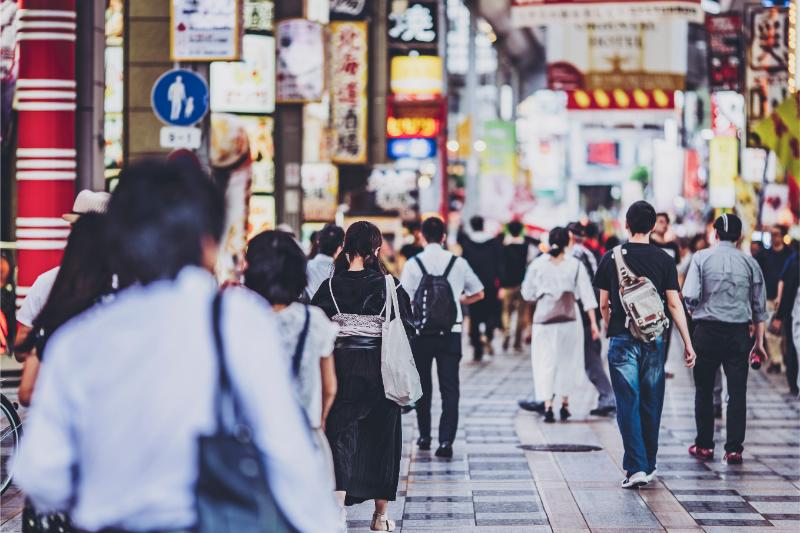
{"left": 333, "top": 221, "right": 387, "bottom": 275}
{"left": 548, "top": 227, "right": 570, "bottom": 257}
{"left": 244, "top": 230, "right": 308, "bottom": 305}
{"left": 18, "top": 212, "right": 112, "bottom": 355}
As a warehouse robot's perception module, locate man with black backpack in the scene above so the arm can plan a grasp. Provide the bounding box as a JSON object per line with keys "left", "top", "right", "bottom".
{"left": 401, "top": 217, "right": 484, "bottom": 458}
{"left": 593, "top": 201, "right": 696, "bottom": 489}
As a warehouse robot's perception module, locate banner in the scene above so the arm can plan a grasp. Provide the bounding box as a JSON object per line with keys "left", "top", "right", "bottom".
{"left": 171, "top": 0, "right": 240, "bottom": 61}
{"left": 745, "top": 6, "right": 790, "bottom": 142}
{"left": 330, "top": 21, "right": 368, "bottom": 164}
{"left": 511, "top": 0, "right": 703, "bottom": 27}
{"left": 709, "top": 136, "right": 738, "bottom": 208}
{"left": 276, "top": 19, "right": 325, "bottom": 103}
{"left": 547, "top": 22, "right": 686, "bottom": 91}
{"left": 706, "top": 14, "right": 743, "bottom": 92}
{"left": 210, "top": 35, "right": 275, "bottom": 114}
{"left": 302, "top": 163, "right": 339, "bottom": 221}
{"left": 479, "top": 121, "right": 517, "bottom": 220}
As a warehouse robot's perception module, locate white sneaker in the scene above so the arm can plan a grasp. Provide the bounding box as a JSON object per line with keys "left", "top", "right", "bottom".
{"left": 645, "top": 468, "right": 657, "bottom": 483}
{"left": 621, "top": 471, "right": 649, "bottom": 489}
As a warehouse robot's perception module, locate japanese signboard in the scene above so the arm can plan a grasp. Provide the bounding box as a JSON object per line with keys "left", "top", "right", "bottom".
{"left": 388, "top": 1, "right": 438, "bottom": 45}
{"left": 510, "top": 0, "right": 703, "bottom": 26}
{"left": 390, "top": 56, "right": 443, "bottom": 97}
{"left": 745, "top": 6, "right": 790, "bottom": 142}
{"left": 330, "top": 21, "right": 368, "bottom": 164}
{"left": 546, "top": 22, "right": 687, "bottom": 91}
{"left": 276, "top": 19, "right": 325, "bottom": 103}
{"left": 240, "top": 115, "right": 274, "bottom": 193}
{"left": 302, "top": 163, "right": 339, "bottom": 221}
{"left": 566, "top": 88, "right": 675, "bottom": 110}
{"left": 248, "top": 194, "right": 275, "bottom": 239}
{"left": 709, "top": 136, "right": 738, "bottom": 208}
{"left": 171, "top": 0, "right": 241, "bottom": 61}
{"left": 480, "top": 121, "right": 518, "bottom": 220}
{"left": 244, "top": 0, "right": 274, "bottom": 32}
{"left": 706, "top": 14, "right": 743, "bottom": 92}
{"left": 210, "top": 34, "right": 275, "bottom": 114}
{"left": 331, "top": 0, "right": 367, "bottom": 18}
{"left": 368, "top": 166, "right": 418, "bottom": 213}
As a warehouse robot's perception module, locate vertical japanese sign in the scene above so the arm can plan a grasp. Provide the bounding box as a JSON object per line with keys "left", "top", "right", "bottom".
{"left": 330, "top": 21, "right": 368, "bottom": 164}
{"left": 479, "top": 121, "right": 517, "bottom": 220}
{"left": 302, "top": 163, "right": 339, "bottom": 221}
{"left": 171, "top": 0, "right": 240, "bottom": 61}
{"left": 709, "top": 136, "right": 738, "bottom": 208}
{"left": 706, "top": 14, "right": 743, "bottom": 92}
{"left": 276, "top": 19, "right": 325, "bottom": 103}
{"left": 746, "top": 6, "right": 790, "bottom": 142}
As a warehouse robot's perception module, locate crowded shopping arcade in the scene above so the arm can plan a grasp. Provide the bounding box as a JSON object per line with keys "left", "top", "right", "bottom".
{"left": 0, "top": 0, "right": 799, "bottom": 531}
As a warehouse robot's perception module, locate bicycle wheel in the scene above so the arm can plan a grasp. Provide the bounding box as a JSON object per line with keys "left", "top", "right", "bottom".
{"left": 0, "top": 393, "right": 22, "bottom": 494}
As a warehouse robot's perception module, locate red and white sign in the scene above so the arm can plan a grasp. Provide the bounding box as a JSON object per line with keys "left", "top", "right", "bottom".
{"left": 330, "top": 21, "right": 368, "bottom": 163}
{"left": 511, "top": 0, "right": 703, "bottom": 27}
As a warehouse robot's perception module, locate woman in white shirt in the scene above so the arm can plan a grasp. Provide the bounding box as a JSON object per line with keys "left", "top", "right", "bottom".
{"left": 522, "top": 227, "right": 600, "bottom": 423}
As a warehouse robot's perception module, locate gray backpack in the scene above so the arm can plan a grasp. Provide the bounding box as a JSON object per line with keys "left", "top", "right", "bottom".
{"left": 613, "top": 245, "right": 670, "bottom": 342}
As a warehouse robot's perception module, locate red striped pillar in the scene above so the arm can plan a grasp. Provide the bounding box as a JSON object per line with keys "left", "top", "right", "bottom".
{"left": 15, "top": 0, "right": 76, "bottom": 301}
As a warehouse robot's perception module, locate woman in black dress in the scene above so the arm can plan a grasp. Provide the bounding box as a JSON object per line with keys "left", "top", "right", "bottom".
{"left": 311, "top": 221, "right": 414, "bottom": 532}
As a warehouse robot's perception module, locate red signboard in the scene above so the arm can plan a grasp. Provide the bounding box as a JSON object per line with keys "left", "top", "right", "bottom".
{"left": 566, "top": 88, "right": 675, "bottom": 110}
{"left": 706, "top": 14, "right": 743, "bottom": 92}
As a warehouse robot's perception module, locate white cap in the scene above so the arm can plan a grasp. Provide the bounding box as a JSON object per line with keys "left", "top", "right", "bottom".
{"left": 62, "top": 190, "right": 112, "bottom": 222}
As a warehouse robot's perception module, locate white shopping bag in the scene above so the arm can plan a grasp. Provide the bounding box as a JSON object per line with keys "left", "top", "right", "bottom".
{"left": 381, "top": 275, "right": 423, "bottom": 406}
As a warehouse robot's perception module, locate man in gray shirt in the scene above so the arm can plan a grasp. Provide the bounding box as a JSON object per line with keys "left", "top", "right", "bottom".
{"left": 683, "top": 214, "right": 768, "bottom": 465}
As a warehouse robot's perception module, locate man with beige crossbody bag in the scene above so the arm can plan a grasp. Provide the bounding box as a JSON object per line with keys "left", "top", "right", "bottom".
{"left": 593, "top": 201, "right": 696, "bottom": 490}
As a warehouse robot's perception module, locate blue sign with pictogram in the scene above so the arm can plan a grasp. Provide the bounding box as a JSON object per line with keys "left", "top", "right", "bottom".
{"left": 151, "top": 69, "right": 209, "bottom": 127}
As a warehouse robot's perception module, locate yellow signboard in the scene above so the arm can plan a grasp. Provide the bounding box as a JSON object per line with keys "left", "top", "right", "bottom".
{"left": 709, "top": 136, "right": 738, "bottom": 208}
{"left": 390, "top": 56, "right": 443, "bottom": 96}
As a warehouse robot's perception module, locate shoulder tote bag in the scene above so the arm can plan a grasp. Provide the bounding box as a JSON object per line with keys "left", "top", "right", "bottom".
{"left": 195, "top": 291, "right": 297, "bottom": 533}
{"left": 534, "top": 265, "right": 580, "bottom": 325}
{"left": 381, "top": 275, "right": 423, "bottom": 406}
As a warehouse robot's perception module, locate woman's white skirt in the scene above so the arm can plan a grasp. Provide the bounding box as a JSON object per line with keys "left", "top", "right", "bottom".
{"left": 530, "top": 317, "right": 585, "bottom": 402}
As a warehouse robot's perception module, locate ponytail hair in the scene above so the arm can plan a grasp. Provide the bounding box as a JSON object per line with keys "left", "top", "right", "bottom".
{"left": 333, "top": 221, "right": 388, "bottom": 275}
{"left": 548, "top": 226, "right": 570, "bottom": 257}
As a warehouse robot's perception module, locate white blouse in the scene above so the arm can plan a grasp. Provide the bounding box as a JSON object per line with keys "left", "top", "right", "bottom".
{"left": 521, "top": 254, "right": 598, "bottom": 318}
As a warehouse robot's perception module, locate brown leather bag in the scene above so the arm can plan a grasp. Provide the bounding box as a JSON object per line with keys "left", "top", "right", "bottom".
{"left": 534, "top": 266, "right": 580, "bottom": 325}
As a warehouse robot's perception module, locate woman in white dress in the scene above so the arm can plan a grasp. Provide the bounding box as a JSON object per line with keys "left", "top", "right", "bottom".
{"left": 522, "top": 227, "right": 600, "bottom": 422}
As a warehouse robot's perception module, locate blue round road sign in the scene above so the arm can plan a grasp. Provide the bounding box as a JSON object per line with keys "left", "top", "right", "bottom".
{"left": 151, "top": 69, "right": 209, "bottom": 127}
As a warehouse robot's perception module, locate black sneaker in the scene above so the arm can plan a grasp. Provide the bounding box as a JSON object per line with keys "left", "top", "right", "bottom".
{"left": 435, "top": 441, "right": 453, "bottom": 458}
{"left": 416, "top": 437, "right": 431, "bottom": 451}
{"left": 559, "top": 406, "right": 571, "bottom": 421}
{"left": 518, "top": 400, "right": 545, "bottom": 413}
{"left": 589, "top": 406, "right": 616, "bottom": 417}
{"left": 543, "top": 407, "right": 556, "bottom": 423}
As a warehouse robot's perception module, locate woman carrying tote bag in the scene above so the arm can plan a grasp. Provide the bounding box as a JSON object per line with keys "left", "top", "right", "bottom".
{"left": 311, "top": 221, "right": 415, "bottom": 532}
{"left": 521, "top": 227, "right": 600, "bottom": 423}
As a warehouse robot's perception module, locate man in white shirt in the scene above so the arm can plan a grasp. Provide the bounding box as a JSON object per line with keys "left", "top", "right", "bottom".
{"left": 306, "top": 223, "right": 344, "bottom": 299}
{"left": 15, "top": 160, "right": 341, "bottom": 533}
{"left": 400, "top": 217, "right": 484, "bottom": 459}
{"left": 14, "top": 190, "right": 111, "bottom": 361}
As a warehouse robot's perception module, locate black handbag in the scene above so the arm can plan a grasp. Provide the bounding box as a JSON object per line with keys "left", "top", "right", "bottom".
{"left": 195, "top": 291, "right": 297, "bottom": 533}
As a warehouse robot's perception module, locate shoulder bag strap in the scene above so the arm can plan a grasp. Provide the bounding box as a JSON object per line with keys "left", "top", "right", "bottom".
{"left": 291, "top": 305, "right": 311, "bottom": 377}
{"left": 384, "top": 275, "right": 393, "bottom": 323}
{"left": 414, "top": 256, "right": 428, "bottom": 276}
{"left": 211, "top": 290, "right": 242, "bottom": 431}
{"left": 443, "top": 255, "right": 458, "bottom": 278}
{"left": 328, "top": 277, "right": 341, "bottom": 315}
{"left": 613, "top": 245, "right": 637, "bottom": 288}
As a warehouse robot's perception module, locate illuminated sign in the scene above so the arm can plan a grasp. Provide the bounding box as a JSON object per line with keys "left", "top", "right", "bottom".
{"left": 387, "top": 116, "right": 439, "bottom": 138}
{"left": 390, "top": 56, "right": 443, "bottom": 96}
{"left": 171, "top": 0, "right": 240, "bottom": 61}
{"left": 389, "top": 2, "right": 437, "bottom": 44}
{"left": 566, "top": 89, "right": 675, "bottom": 110}
{"left": 387, "top": 138, "right": 437, "bottom": 159}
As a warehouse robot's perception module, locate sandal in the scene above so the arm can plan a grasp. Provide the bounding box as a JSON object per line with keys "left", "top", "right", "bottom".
{"left": 371, "top": 512, "right": 396, "bottom": 531}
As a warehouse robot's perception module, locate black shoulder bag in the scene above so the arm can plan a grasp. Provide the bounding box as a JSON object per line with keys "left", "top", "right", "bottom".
{"left": 195, "top": 291, "right": 297, "bottom": 533}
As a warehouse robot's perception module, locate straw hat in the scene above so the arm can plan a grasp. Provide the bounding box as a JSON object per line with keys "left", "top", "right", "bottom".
{"left": 62, "top": 190, "right": 112, "bottom": 222}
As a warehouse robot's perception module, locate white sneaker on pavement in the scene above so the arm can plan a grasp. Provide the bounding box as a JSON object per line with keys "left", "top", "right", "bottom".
{"left": 621, "top": 471, "right": 649, "bottom": 489}
{"left": 645, "top": 468, "right": 657, "bottom": 483}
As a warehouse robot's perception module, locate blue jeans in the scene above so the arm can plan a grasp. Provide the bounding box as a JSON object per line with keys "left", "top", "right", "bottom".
{"left": 608, "top": 332, "right": 666, "bottom": 476}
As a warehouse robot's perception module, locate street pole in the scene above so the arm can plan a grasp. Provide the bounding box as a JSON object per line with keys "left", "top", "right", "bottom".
{"left": 464, "top": 9, "right": 478, "bottom": 220}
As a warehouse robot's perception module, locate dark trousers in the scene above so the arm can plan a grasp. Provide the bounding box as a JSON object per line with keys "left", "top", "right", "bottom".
{"left": 469, "top": 296, "right": 500, "bottom": 361}
{"left": 413, "top": 333, "right": 462, "bottom": 444}
{"left": 582, "top": 319, "right": 615, "bottom": 409}
{"left": 693, "top": 321, "right": 750, "bottom": 453}
{"left": 785, "top": 321, "right": 799, "bottom": 394}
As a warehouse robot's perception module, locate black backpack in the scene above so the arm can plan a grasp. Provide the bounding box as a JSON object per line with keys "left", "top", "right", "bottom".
{"left": 412, "top": 255, "right": 458, "bottom": 335}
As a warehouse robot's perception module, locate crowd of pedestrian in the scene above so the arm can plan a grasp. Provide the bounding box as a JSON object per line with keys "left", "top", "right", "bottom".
{"left": 4, "top": 157, "right": 799, "bottom": 531}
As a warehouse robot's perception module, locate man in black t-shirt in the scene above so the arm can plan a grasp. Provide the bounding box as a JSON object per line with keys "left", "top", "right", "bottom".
{"left": 593, "top": 201, "right": 696, "bottom": 489}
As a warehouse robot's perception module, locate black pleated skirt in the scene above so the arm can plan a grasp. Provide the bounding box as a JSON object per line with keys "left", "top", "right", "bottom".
{"left": 325, "top": 337, "right": 402, "bottom": 505}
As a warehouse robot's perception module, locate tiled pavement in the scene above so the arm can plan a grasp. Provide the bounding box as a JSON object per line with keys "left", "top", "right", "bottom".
{"left": 345, "top": 335, "right": 800, "bottom": 532}
{"left": 2, "top": 336, "right": 799, "bottom": 533}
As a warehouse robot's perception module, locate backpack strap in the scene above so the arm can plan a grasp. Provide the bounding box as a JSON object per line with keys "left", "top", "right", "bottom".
{"left": 613, "top": 245, "right": 638, "bottom": 288}
{"left": 413, "top": 256, "right": 428, "bottom": 276}
{"left": 443, "top": 255, "right": 458, "bottom": 278}
{"left": 291, "top": 305, "right": 311, "bottom": 377}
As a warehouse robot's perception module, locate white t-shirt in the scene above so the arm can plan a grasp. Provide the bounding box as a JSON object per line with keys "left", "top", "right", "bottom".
{"left": 275, "top": 302, "right": 339, "bottom": 427}
{"left": 17, "top": 267, "right": 60, "bottom": 327}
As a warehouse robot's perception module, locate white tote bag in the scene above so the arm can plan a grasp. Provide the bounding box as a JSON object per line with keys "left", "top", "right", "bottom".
{"left": 381, "top": 275, "right": 423, "bottom": 406}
